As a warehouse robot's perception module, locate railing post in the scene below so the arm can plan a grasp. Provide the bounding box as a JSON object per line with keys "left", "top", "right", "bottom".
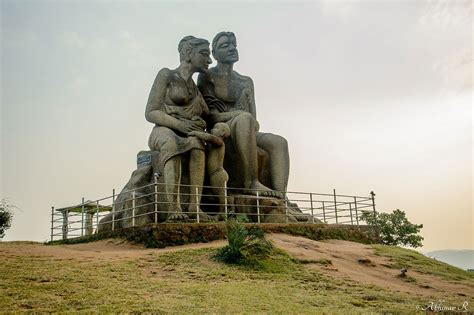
{"left": 333, "top": 189, "right": 338, "bottom": 224}
{"left": 354, "top": 196, "right": 359, "bottom": 225}
{"left": 154, "top": 174, "right": 158, "bottom": 224}
{"left": 256, "top": 190, "right": 260, "bottom": 224}
{"left": 81, "top": 197, "right": 85, "bottom": 237}
{"left": 224, "top": 181, "right": 228, "bottom": 221}
{"left": 62, "top": 209, "right": 68, "bottom": 240}
{"left": 50, "top": 206, "right": 54, "bottom": 242}
{"left": 132, "top": 190, "right": 136, "bottom": 227}
{"left": 196, "top": 186, "right": 200, "bottom": 223}
{"left": 370, "top": 191, "right": 378, "bottom": 236}
{"left": 96, "top": 200, "right": 100, "bottom": 233}
{"left": 310, "top": 193, "right": 315, "bottom": 224}
{"left": 370, "top": 191, "right": 376, "bottom": 217}
{"left": 112, "top": 189, "right": 115, "bottom": 231}
{"left": 349, "top": 203, "right": 353, "bottom": 225}
{"left": 322, "top": 201, "right": 326, "bottom": 223}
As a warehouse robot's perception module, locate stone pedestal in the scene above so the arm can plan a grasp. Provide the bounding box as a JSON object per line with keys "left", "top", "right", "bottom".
{"left": 98, "top": 150, "right": 312, "bottom": 232}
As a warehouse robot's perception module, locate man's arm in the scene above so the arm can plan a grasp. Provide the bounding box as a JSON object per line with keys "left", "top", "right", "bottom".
{"left": 245, "top": 76, "right": 257, "bottom": 121}
{"left": 208, "top": 107, "right": 245, "bottom": 123}
{"left": 188, "top": 130, "right": 224, "bottom": 146}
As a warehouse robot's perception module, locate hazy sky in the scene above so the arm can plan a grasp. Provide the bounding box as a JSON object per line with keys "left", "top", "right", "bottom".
{"left": 1, "top": 1, "right": 472, "bottom": 252}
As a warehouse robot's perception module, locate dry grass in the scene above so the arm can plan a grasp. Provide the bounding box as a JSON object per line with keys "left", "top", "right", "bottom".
{"left": 0, "top": 240, "right": 471, "bottom": 313}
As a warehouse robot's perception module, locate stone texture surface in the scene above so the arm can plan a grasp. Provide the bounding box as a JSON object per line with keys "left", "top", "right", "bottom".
{"left": 99, "top": 33, "right": 306, "bottom": 231}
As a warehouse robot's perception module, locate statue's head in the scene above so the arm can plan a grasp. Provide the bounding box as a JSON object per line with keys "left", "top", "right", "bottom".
{"left": 178, "top": 36, "right": 212, "bottom": 72}
{"left": 212, "top": 31, "right": 239, "bottom": 64}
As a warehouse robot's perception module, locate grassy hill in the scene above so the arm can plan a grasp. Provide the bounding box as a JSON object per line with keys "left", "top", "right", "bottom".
{"left": 1, "top": 235, "right": 472, "bottom": 313}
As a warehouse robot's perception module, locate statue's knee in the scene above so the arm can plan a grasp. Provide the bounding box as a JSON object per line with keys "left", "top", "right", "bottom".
{"left": 265, "top": 134, "right": 288, "bottom": 151}
{"left": 277, "top": 135, "right": 288, "bottom": 150}
{"left": 210, "top": 169, "right": 229, "bottom": 186}
{"left": 235, "top": 112, "right": 255, "bottom": 125}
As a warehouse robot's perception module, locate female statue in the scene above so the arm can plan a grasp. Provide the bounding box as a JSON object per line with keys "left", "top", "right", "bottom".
{"left": 145, "top": 36, "right": 212, "bottom": 221}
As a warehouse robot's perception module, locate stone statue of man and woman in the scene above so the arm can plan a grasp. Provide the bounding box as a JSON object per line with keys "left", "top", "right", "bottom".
{"left": 144, "top": 32, "right": 290, "bottom": 222}
{"left": 98, "top": 32, "right": 299, "bottom": 230}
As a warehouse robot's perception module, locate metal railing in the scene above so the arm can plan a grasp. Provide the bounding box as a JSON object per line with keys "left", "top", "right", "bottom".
{"left": 50, "top": 180, "right": 376, "bottom": 241}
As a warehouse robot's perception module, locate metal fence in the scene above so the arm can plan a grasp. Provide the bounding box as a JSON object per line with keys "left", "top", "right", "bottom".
{"left": 50, "top": 181, "right": 376, "bottom": 241}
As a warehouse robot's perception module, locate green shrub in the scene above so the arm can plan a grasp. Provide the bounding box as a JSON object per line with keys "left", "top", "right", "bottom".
{"left": 360, "top": 209, "right": 423, "bottom": 248}
{"left": 0, "top": 200, "right": 15, "bottom": 238}
{"left": 215, "top": 216, "right": 273, "bottom": 264}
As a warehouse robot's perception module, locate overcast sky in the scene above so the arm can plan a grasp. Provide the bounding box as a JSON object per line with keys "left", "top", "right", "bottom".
{"left": 1, "top": 0, "right": 472, "bottom": 252}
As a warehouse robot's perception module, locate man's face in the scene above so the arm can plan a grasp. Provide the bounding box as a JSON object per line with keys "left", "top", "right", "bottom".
{"left": 213, "top": 35, "right": 239, "bottom": 64}
{"left": 190, "top": 44, "right": 212, "bottom": 73}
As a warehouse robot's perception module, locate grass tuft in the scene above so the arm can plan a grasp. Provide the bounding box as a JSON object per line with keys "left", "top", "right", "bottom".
{"left": 214, "top": 216, "right": 274, "bottom": 266}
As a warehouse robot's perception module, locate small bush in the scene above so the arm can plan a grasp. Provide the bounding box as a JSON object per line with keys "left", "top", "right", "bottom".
{"left": 0, "top": 200, "right": 15, "bottom": 238}
{"left": 215, "top": 216, "right": 273, "bottom": 265}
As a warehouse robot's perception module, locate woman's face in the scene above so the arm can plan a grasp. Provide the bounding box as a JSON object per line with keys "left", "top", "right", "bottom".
{"left": 190, "top": 44, "right": 212, "bottom": 73}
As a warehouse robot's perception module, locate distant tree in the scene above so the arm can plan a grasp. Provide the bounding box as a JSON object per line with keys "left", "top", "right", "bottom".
{"left": 0, "top": 199, "right": 14, "bottom": 239}
{"left": 360, "top": 209, "right": 423, "bottom": 248}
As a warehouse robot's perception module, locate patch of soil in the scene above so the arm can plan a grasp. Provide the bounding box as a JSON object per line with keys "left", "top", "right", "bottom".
{"left": 0, "top": 239, "right": 226, "bottom": 262}
{"left": 268, "top": 233, "right": 474, "bottom": 299}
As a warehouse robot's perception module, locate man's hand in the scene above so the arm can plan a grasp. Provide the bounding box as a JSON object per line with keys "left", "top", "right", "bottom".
{"left": 188, "top": 131, "right": 224, "bottom": 146}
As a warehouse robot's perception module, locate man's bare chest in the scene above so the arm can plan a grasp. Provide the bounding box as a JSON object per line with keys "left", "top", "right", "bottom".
{"left": 213, "top": 75, "right": 246, "bottom": 103}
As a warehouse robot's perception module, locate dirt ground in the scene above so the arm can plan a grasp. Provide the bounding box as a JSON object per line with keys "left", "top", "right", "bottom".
{"left": 1, "top": 234, "right": 472, "bottom": 299}
{"left": 269, "top": 234, "right": 474, "bottom": 299}
{"left": 0, "top": 239, "right": 227, "bottom": 262}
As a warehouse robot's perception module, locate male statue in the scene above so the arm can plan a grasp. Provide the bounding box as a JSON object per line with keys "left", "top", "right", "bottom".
{"left": 197, "top": 31, "right": 290, "bottom": 199}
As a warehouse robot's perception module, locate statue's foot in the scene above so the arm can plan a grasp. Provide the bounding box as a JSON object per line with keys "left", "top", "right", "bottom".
{"left": 166, "top": 209, "right": 189, "bottom": 222}
{"left": 288, "top": 207, "right": 310, "bottom": 222}
{"left": 188, "top": 208, "right": 215, "bottom": 222}
{"left": 246, "top": 180, "right": 284, "bottom": 199}
{"left": 213, "top": 214, "right": 226, "bottom": 221}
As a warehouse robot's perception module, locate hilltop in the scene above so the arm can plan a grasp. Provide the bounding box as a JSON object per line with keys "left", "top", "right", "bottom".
{"left": 426, "top": 249, "right": 474, "bottom": 271}
{"left": 1, "top": 234, "right": 472, "bottom": 313}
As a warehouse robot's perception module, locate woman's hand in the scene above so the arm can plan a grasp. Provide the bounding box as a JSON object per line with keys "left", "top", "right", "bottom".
{"left": 191, "top": 116, "right": 207, "bottom": 129}
{"left": 177, "top": 119, "right": 205, "bottom": 134}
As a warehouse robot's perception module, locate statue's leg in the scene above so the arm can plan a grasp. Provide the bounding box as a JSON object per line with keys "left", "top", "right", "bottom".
{"left": 232, "top": 113, "right": 282, "bottom": 198}
{"left": 188, "top": 148, "right": 211, "bottom": 221}
{"left": 164, "top": 155, "right": 188, "bottom": 221}
{"left": 256, "top": 133, "right": 290, "bottom": 195}
{"left": 210, "top": 169, "right": 229, "bottom": 214}
{"left": 208, "top": 145, "right": 229, "bottom": 214}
